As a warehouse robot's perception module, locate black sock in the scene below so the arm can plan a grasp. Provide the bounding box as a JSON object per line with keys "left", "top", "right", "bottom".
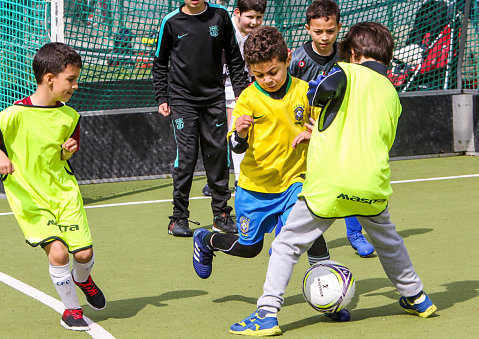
{"left": 406, "top": 291, "right": 423, "bottom": 303}
{"left": 203, "top": 232, "right": 215, "bottom": 250}
{"left": 208, "top": 232, "right": 262, "bottom": 257}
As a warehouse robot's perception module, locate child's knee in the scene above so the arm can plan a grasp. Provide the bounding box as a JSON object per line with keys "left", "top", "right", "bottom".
{"left": 73, "top": 247, "right": 94, "bottom": 263}
{"left": 239, "top": 242, "right": 262, "bottom": 258}
{"left": 44, "top": 240, "right": 69, "bottom": 265}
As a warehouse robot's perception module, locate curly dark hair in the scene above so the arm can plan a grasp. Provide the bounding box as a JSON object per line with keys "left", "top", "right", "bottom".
{"left": 33, "top": 42, "right": 82, "bottom": 84}
{"left": 338, "top": 22, "right": 394, "bottom": 66}
{"left": 244, "top": 26, "right": 288, "bottom": 65}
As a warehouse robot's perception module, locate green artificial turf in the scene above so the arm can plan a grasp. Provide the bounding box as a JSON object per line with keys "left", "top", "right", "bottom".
{"left": 0, "top": 156, "right": 478, "bottom": 338}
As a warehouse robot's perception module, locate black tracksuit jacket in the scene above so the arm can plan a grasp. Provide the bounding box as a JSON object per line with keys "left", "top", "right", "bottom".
{"left": 152, "top": 3, "right": 247, "bottom": 107}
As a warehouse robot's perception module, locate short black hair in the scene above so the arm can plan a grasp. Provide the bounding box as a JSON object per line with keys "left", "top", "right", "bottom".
{"left": 32, "top": 42, "right": 82, "bottom": 84}
{"left": 306, "top": 0, "right": 340, "bottom": 25}
{"left": 338, "top": 22, "right": 394, "bottom": 66}
{"left": 237, "top": 0, "right": 267, "bottom": 14}
{"left": 244, "top": 26, "right": 288, "bottom": 65}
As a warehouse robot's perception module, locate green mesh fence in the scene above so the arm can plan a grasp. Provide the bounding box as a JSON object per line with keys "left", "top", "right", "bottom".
{"left": 0, "top": 0, "right": 477, "bottom": 112}
{"left": 464, "top": 1, "right": 479, "bottom": 89}
{"left": 0, "top": 1, "right": 48, "bottom": 109}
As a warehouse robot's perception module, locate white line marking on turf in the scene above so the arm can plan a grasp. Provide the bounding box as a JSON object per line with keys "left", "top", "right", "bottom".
{"left": 390, "top": 173, "right": 479, "bottom": 184}
{"left": 0, "top": 196, "right": 209, "bottom": 216}
{"left": 1, "top": 174, "right": 478, "bottom": 217}
{"left": 0, "top": 272, "right": 115, "bottom": 338}
{"left": 1, "top": 173, "right": 479, "bottom": 335}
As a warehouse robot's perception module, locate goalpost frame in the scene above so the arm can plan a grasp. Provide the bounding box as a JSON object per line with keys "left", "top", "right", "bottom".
{"left": 50, "top": 0, "right": 65, "bottom": 43}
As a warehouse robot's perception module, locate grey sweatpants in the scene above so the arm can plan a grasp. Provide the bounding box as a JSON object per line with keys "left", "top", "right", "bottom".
{"left": 257, "top": 199, "right": 424, "bottom": 310}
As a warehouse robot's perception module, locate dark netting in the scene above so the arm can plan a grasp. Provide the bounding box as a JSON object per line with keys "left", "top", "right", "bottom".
{"left": 386, "top": 0, "right": 465, "bottom": 92}
{"left": 463, "top": 1, "right": 479, "bottom": 90}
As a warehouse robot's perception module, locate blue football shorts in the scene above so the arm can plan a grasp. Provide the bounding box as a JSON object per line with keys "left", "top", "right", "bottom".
{"left": 234, "top": 182, "right": 303, "bottom": 246}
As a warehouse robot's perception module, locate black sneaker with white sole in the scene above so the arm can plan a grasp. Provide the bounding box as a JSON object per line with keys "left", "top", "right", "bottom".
{"left": 212, "top": 212, "right": 237, "bottom": 233}
{"left": 73, "top": 275, "right": 106, "bottom": 310}
{"left": 168, "top": 218, "right": 194, "bottom": 237}
{"left": 61, "top": 308, "right": 89, "bottom": 331}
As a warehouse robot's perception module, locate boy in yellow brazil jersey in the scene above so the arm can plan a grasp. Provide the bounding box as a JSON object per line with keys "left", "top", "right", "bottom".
{"left": 191, "top": 26, "right": 350, "bottom": 322}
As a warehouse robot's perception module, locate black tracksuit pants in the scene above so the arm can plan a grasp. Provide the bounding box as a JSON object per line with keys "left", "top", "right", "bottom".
{"left": 170, "top": 103, "right": 232, "bottom": 219}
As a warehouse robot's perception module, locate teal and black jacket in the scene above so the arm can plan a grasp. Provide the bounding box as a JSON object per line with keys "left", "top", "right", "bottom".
{"left": 152, "top": 3, "right": 246, "bottom": 107}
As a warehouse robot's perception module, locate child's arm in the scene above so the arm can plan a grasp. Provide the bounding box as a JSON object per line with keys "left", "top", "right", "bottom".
{"left": 0, "top": 149, "right": 14, "bottom": 175}
{"left": 291, "top": 131, "right": 312, "bottom": 149}
{"left": 235, "top": 115, "right": 253, "bottom": 139}
{"left": 61, "top": 138, "right": 78, "bottom": 161}
{"left": 152, "top": 23, "right": 173, "bottom": 113}
{"left": 292, "top": 116, "right": 316, "bottom": 148}
{"left": 229, "top": 115, "right": 253, "bottom": 154}
{"left": 223, "top": 15, "right": 247, "bottom": 98}
{"left": 152, "top": 53, "right": 170, "bottom": 108}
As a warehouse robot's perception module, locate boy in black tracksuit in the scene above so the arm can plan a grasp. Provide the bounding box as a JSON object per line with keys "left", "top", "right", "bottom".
{"left": 152, "top": 0, "right": 247, "bottom": 237}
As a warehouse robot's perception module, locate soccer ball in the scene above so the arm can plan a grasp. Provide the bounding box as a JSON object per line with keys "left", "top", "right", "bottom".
{"left": 302, "top": 260, "right": 355, "bottom": 313}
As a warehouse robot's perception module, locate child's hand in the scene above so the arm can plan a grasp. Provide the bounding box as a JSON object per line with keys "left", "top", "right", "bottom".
{"left": 305, "top": 117, "right": 316, "bottom": 132}
{"left": 62, "top": 138, "right": 78, "bottom": 160}
{"left": 0, "top": 151, "right": 14, "bottom": 175}
{"left": 291, "top": 131, "right": 311, "bottom": 148}
{"left": 235, "top": 115, "right": 253, "bottom": 139}
{"left": 62, "top": 138, "right": 78, "bottom": 154}
{"left": 158, "top": 103, "right": 170, "bottom": 116}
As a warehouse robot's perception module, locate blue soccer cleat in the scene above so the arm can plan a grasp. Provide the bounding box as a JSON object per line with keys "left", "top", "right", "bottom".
{"left": 230, "top": 309, "right": 281, "bottom": 336}
{"left": 324, "top": 308, "right": 351, "bottom": 322}
{"left": 399, "top": 291, "right": 437, "bottom": 318}
{"left": 202, "top": 183, "right": 211, "bottom": 196}
{"left": 348, "top": 232, "right": 375, "bottom": 257}
{"left": 193, "top": 228, "right": 214, "bottom": 279}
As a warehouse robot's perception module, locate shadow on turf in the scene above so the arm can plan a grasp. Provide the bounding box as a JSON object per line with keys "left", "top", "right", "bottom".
{"left": 84, "top": 289, "right": 207, "bottom": 321}
{"left": 82, "top": 176, "right": 203, "bottom": 205}
{"left": 325, "top": 227, "right": 433, "bottom": 251}
{"left": 213, "top": 278, "right": 400, "bottom": 333}
{"left": 283, "top": 279, "right": 479, "bottom": 333}
{"left": 81, "top": 175, "right": 240, "bottom": 206}
{"left": 214, "top": 278, "right": 479, "bottom": 334}
{"left": 213, "top": 278, "right": 393, "bottom": 312}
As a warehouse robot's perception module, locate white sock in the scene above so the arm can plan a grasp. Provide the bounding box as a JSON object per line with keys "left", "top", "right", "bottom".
{"left": 232, "top": 152, "right": 244, "bottom": 182}
{"left": 258, "top": 306, "right": 278, "bottom": 315}
{"left": 49, "top": 263, "right": 80, "bottom": 310}
{"left": 72, "top": 253, "right": 94, "bottom": 283}
{"left": 228, "top": 114, "right": 244, "bottom": 182}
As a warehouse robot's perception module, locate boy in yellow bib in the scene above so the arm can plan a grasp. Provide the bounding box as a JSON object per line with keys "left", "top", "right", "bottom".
{"left": 0, "top": 43, "right": 105, "bottom": 332}
{"left": 230, "top": 22, "right": 437, "bottom": 336}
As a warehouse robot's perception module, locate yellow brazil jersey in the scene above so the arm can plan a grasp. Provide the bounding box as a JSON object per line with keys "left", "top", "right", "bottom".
{"left": 228, "top": 75, "right": 320, "bottom": 193}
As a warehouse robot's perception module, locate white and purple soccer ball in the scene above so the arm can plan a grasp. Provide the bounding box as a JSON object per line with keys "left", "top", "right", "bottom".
{"left": 302, "top": 260, "right": 356, "bottom": 313}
